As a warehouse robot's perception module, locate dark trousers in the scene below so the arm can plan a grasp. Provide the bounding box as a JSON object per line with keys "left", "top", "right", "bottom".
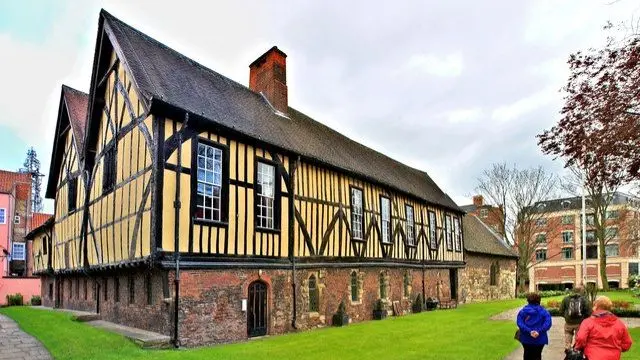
{"left": 522, "top": 344, "right": 544, "bottom": 360}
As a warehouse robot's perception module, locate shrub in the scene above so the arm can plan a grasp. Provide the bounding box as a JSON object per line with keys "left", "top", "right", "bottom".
{"left": 611, "top": 309, "right": 640, "bottom": 318}
{"left": 6, "top": 293, "right": 24, "bottom": 306}
{"left": 611, "top": 300, "right": 632, "bottom": 310}
{"left": 30, "top": 295, "right": 42, "bottom": 306}
{"left": 544, "top": 300, "right": 560, "bottom": 309}
{"left": 628, "top": 275, "right": 640, "bottom": 288}
{"left": 517, "top": 290, "right": 566, "bottom": 299}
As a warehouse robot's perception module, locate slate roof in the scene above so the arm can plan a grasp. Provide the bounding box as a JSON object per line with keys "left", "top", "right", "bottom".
{"left": 463, "top": 214, "right": 518, "bottom": 258}
{"left": 531, "top": 192, "right": 640, "bottom": 213}
{"left": 62, "top": 86, "right": 89, "bottom": 152}
{"left": 460, "top": 204, "right": 476, "bottom": 213}
{"left": 97, "top": 10, "right": 461, "bottom": 212}
{"left": 0, "top": 170, "right": 31, "bottom": 200}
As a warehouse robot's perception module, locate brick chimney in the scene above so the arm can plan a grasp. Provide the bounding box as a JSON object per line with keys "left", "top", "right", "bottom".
{"left": 472, "top": 195, "right": 484, "bottom": 207}
{"left": 249, "top": 46, "right": 288, "bottom": 114}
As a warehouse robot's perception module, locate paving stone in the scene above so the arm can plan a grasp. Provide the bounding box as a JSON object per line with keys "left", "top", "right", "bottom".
{"left": 0, "top": 314, "right": 52, "bottom": 360}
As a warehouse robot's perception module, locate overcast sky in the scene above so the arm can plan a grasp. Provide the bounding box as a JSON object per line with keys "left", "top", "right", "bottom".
{"left": 1, "top": 0, "right": 639, "bottom": 213}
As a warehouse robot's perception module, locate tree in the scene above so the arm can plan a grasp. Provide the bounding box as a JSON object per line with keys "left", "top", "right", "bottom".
{"left": 562, "top": 166, "right": 629, "bottom": 290}
{"left": 19, "top": 147, "right": 44, "bottom": 212}
{"left": 537, "top": 27, "right": 640, "bottom": 182}
{"left": 476, "top": 163, "right": 560, "bottom": 291}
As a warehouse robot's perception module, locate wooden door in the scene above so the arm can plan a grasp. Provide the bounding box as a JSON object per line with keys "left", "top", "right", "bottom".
{"left": 247, "top": 281, "right": 268, "bottom": 337}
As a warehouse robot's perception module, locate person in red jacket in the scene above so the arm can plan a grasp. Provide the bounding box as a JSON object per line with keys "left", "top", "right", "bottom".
{"left": 574, "top": 296, "right": 633, "bottom": 360}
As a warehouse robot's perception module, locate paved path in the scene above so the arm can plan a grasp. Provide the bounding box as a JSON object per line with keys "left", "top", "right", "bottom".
{"left": 0, "top": 314, "right": 52, "bottom": 360}
{"left": 493, "top": 308, "right": 640, "bottom": 360}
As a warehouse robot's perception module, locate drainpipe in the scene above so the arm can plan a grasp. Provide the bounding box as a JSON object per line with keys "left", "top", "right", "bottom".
{"left": 290, "top": 156, "right": 300, "bottom": 329}
{"left": 172, "top": 113, "right": 188, "bottom": 348}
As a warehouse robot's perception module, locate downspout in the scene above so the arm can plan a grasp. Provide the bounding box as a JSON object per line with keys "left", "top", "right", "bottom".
{"left": 172, "top": 113, "right": 188, "bottom": 348}
{"left": 290, "top": 156, "right": 300, "bottom": 329}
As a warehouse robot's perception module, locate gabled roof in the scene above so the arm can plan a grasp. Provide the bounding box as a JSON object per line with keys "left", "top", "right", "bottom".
{"left": 31, "top": 213, "right": 53, "bottom": 231}
{"left": 91, "top": 10, "right": 460, "bottom": 211}
{"left": 0, "top": 170, "right": 32, "bottom": 200}
{"left": 45, "top": 86, "right": 89, "bottom": 199}
{"left": 25, "top": 215, "right": 54, "bottom": 240}
{"left": 463, "top": 214, "right": 518, "bottom": 258}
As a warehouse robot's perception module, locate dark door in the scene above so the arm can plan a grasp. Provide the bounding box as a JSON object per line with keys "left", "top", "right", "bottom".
{"left": 96, "top": 283, "right": 101, "bottom": 314}
{"left": 449, "top": 269, "right": 458, "bottom": 300}
{"left": 55, "top": 278, "right": 62, "bottom": 308}
{"left": 247, "top": 281, "right": 268, "bottom": 337}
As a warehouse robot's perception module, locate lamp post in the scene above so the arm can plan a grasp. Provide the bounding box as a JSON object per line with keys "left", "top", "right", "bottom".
{"left": 581, "top": 169, "right": 587, "bottom": 286}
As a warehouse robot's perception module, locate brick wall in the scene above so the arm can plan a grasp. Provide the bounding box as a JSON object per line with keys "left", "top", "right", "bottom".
{"left": 459, "top": 254, "right": 516, "bottom": 303}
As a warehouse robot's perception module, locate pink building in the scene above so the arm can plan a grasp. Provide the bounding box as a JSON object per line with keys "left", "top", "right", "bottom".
{"left": 0, "top": 170, "right": 44, "bottom": 304}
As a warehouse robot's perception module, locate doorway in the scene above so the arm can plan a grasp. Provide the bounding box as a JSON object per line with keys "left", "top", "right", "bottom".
{"left": 449, "top": 269, "right": 458, "bottom": 300}
{"left": 247, "top": 281, "right": 268, "bottom": 337}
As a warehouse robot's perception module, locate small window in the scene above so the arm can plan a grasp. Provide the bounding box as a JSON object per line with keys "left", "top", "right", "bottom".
{"left": 350, "top": 188, "right": 364, "bottom": 240}
{"left": 535, "top": 218, "right": 547, "bottom": 226}
{"left": 562, "top": 231, "right": 573, "bottom": 244}
{"left": 606, "top": 210, "right": 619, "bottom": 220}
{"left": 405, "top": 205, "right": 415, "bottom": 246}
{"left": 0, "top": 208, "right": 5, "bottom": 224}
{"left": 128, "top": 276, "right": 135, "bottom": 304}
{"left": 629, "top": 263, "right": 639, "bottom": 276}
{"left": 428, "top": 211, "right": 437, "bottom": 249}
{"left": 561, "top": 215, "right": 574, "bottom": 225}
{"left": 605, "top": 244, "right": 619, "bottom": 257}
{"left": 586, "top": 230, "right": 596, "bottom": 243}
{"left": 535, "top": 233, "right": 547, "bottom": 244}
{"left": 403, "top": 272, "right": 410, "bottom": 297}
{"left": 68, "top": 177, "right": 78, "bottom": 212}
{"left": 13, "top": 215, "right": 20, "bottom": 224}
{"left": 606, "top": 227, "right": 618, "bottom": 239}
{"left": 490, "top": 262, "right": 499, "bottom": 286}
{"left": 445, "top": 215, "right": 453, "bottom": 250}
{"left": 585, "top": 214, "right": 595, "bottom": 226}
{"left": 535, "top": 249, "right": 547, "bottom": 261}
{"left": 102, "top": 145, "right": 117, "bottom": 194}
{"left": 114, "top": 277, "right": 120, "bottom": 303}
{"left": 146, "top": 273, "right": 153, "bottom": 305}
{"left": 586, "top": 245, "right": 598, "bottom": 259}
{"left": 562, "top": 247, "right": 573, "bottom": 260}
{"left": 479, "top": 208, "right": 488, "bottom": 218}
{"left": 308, "top": 274, "right": 319, "bottom": 312}
{"left": 561, "top": 200, "right": 571, "bottom": 209}
{"left": 350, "top": 271, "right": 359, "bottom": 302}
{"left": 256, "top": 162, "right": 276, "bottom": 229}
{"left": 453, "top": 216, "right": 462, "bottom": 251}
{"left": 195, "top": 142, "right": 224, "bottom": 222}
{"left": 43, "top": 236, "right": 48, "bottom": 255}
{"left": 11, "top": 243, "right": 25, "bottom": 261}
{"left": 379, "top": 272, "right": 388, "bottom": 299}
{"left": 380, "top": 196, "right": 392, "bottom": 243}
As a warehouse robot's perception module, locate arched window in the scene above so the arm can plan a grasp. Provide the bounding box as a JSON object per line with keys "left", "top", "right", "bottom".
{"left": 490, "top": 262, "right": 500, "bottom": 286}
{"left": 308, "top": 275, "right": 319, "bottom": 312}
{"left": 379, "top": 272, "right": 387, "bottom": 299}
{"left": 350, "top": 271, "right": 359, "bottom": 302}
{"left": 403, "top": 272, "right": 410, "bottom": 297}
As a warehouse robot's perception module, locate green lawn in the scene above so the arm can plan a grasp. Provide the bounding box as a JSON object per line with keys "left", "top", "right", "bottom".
{"left": 543, "top": 291, "right": 640, "bottom": 306}
{"left": 1, "top": 297, "right": 638, "bottom": 360}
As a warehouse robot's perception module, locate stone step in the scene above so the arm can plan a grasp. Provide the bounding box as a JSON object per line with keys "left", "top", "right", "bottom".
{"left": 86, "top": 320, "right": 172, "bottom": 349}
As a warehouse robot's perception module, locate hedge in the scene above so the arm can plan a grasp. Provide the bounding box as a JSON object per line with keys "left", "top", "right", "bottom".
{"left": 517, "top": 290, "right": 567, "bottom": 298}
{"left": 6, "top": 294, "right": 24, "bottom": 306}
{"left": 547, "top": 308, "right": 640, "bottom": 318}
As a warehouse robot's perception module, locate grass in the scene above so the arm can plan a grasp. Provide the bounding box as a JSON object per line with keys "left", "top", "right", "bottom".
{"left": 543, "top": 290, "right": 640, "bottom": 306}
{"left": 2, "top": 296, "right": 638, "bottom": 360}
{"left": 1, "top": 299, "right": 523, "bottom": 360}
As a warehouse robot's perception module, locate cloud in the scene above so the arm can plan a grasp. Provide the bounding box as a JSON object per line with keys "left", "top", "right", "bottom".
{"left": 406, "top": 53, "right": 464, "bottom": 77}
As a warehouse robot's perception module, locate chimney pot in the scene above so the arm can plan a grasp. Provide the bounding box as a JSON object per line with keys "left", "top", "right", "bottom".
{"left": 472, "top": 195, "right": 484, "bottom": 207}
{"left": 249, "top": 46, "right": 288, "bottom": 114}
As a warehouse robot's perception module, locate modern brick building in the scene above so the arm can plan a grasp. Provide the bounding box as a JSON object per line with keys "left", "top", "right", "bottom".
{"left": 528, "top": 193, "right": 640, "bottom": 291}
{"left": 34, "top": 10, "right": 467, "bottom": 347}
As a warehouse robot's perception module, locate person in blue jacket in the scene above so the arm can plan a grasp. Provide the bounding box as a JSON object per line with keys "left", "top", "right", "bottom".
{"left": 517, "top": 292, "right": 552, "bottom": 360}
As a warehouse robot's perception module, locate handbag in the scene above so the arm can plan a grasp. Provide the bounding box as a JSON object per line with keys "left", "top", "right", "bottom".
{"left": 514, "top": 329, "right": 520, "bottom": 341}
{"left": 564, "top": 349, "right": 587, "bottom": 360}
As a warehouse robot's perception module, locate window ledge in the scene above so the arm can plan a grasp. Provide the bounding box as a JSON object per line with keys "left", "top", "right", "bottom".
{"left": 308, "top": 311, "right": 320, "bottom": 318}
{"left": 255, "top": 227, "right": 281, "bottom": 234}
{"left": 350, "top": 300, "right": 362, "bottom": 306}
{"left": 351, "top": 238, "right": 366, "bottom": 243}
{"left": 194, "top": 219, "right": 228, "bottom": 227}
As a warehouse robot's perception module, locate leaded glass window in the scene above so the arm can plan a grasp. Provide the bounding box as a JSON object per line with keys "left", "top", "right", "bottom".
{"left": 381, "top": 197, "right": 391, "bottom": 243}
{"left": 256, "top": 162, "right": 275, "bottom": 229}
{"left": 308, "top": 275, "right": 319, "bottom": 312}
{"left": 428, "top": 211, "right": 437, "bottom": 249}
{"left": 350, "top": 271, "right": 359, "bottom": 302}
{"left": 196, "top": 143, "right": 223, "bottom": 221}
{"left": 406, "top": 205, "right": 415, "bottom": 246}
{"left": 351, "top": 188, "right": 364, "bottom": 239}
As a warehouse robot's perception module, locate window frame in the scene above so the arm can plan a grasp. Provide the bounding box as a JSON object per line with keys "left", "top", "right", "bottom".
{"left": 453, "top": 216, "right": 462, "bottom": 252}
{"left": 405, "top": 204, "right": 415, "bottom": 246}
{"left": 535, "top": 233, "right": 547, "bottom": 244}
{"left": 605, "top": 244, "right": 620, "bottom": 257}
{"left": 562, "top": 231, "right": 573, "bottom": 244}
{"left": 350, "top": 271, "right": 360, "bottom": 303}
{"left": 445, "top": 214, "right": 453, "bottom": 250}
{"left": 0, "top": 208, "right": 5, "bottom": 224}
{"left": 479, "top": 208, "right": 488, "bottom": 218}
{"left": 561, "top": 215, "right": 574, "bottom": 225}
{"left": 428, "top": 210, "right": 438, "bottom": 250}
{"left": 11, "top": 242, "right": 25, "bottom": 261}
{"left": 606, "top": 210, "right": 619, "bottom": 220}
{"left": 350, "top": 186, "right": 365, "bottom": 241}
{"left": 308, "top": 274, "right": 319, "bottom": 312}
{"left": 254, "top": 158, "right": 281, "bottom": 233}
{"left": 13, "top": 215, "right": 20, "bottom": 224}
{"left": 605, "top": 227, "right": 618, "bottom": 239}
{"left": 102, "top": 143, "right": 117, "bottom": 195}
{"left": 191, "top": 138, "right": 230, "bottom": 226}
{"left": 380, "top": 195, "right": 392, "bottom": 244}
{"left": 489, "top": 262, "right": 499, "bottom": 286}
{"left": 68, "top": 176, "right": 78, "bottom": 213}
{"left": 535, "top": 249, "right": 547, "bottom": 261}
{"left": 562, "top": 247, "right": 574, "bottom": 260}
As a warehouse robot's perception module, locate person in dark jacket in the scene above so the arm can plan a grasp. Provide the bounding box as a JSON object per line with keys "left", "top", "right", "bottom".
{"left": 574, "top": 296, "right": 632, "bottom": 360}
{"left": 517, "top": 292, "right": 552, "bottom": 360}
{"left": 559, "top": 286, "right": 591, "bottom": 350}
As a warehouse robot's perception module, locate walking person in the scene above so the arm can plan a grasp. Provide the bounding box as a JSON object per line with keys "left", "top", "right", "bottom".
{"left": 574, "top": 296, "right": 632, "bottom": 360}
{"left": 517, "top": 292, "right": 552, "bottom": 360}
{"left": 559, "top": 286, "right": 591, "bottom": 351}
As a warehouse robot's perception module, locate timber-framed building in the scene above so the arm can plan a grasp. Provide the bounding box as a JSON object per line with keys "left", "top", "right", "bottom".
{"left": 34, "top": 10, "right": 466, "bottom": 346}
